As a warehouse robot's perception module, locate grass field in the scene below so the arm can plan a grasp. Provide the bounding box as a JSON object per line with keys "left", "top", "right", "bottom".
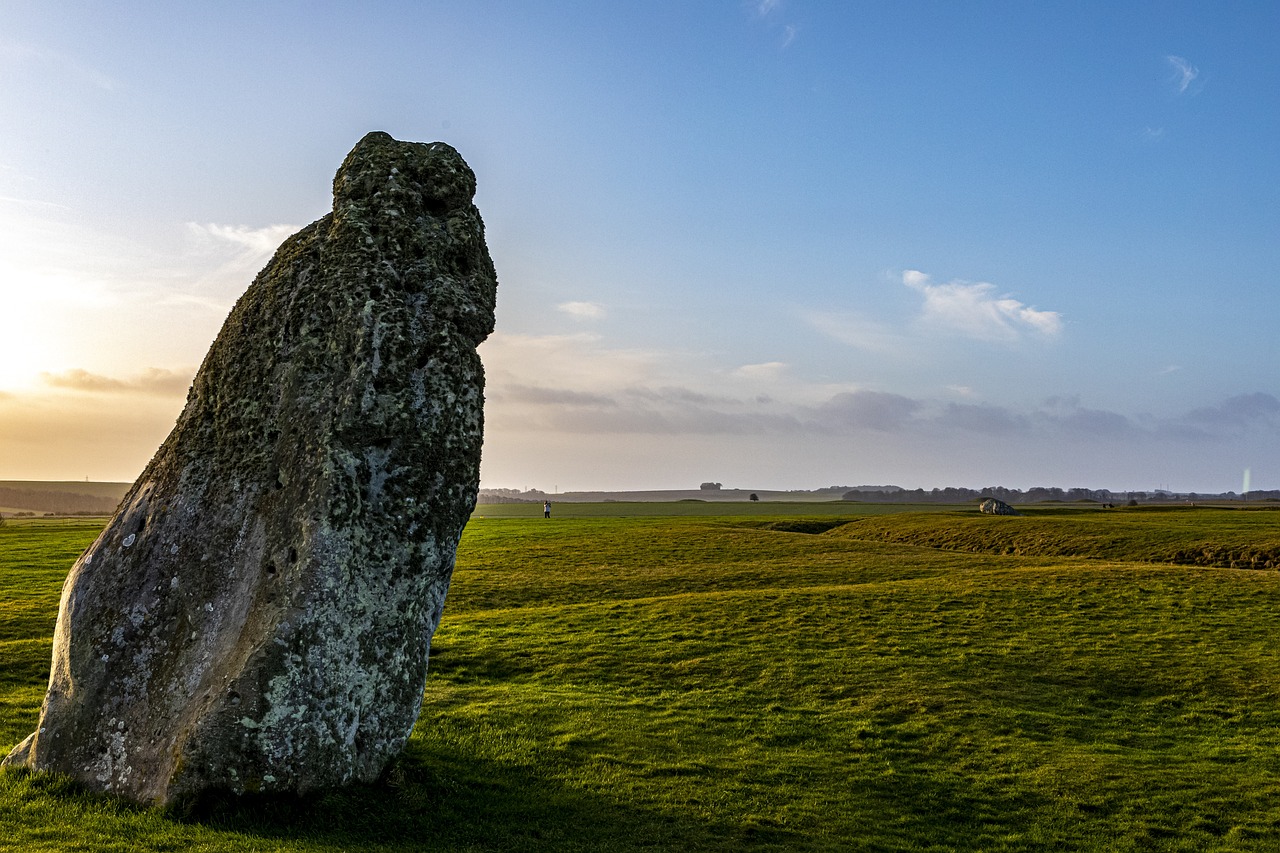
{"left": 2, "top": 506, "right": 1279, "bottom": 850}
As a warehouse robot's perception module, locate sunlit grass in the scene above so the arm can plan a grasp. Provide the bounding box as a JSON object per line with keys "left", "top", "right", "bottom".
{"left": 833, "top": 505, "right": 1280, "bottom": 568}
{"left": 2, "top": 509, "right": 1279, "bottom": 850}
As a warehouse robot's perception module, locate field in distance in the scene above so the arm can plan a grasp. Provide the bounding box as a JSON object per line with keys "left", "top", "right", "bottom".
{"left": 0, "top": 481, "right": 130, "bottom": 517}
{"left": 2, "top": 507, "right": 1279, "bottom": 851}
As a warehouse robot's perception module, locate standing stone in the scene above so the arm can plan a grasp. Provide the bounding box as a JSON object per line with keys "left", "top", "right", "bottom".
{"left": 979, "top": 498, "right": 1019, "bottom": 516}
{"left": 2, "top": 132, "right": 497, "bottom": 806}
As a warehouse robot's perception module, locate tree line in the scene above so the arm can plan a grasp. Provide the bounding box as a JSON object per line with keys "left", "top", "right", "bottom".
{"left": 840, "top": 486, "right": 1280, "bottom": 504}
{"left": 0, "top": 487, "right": 121, "bottom": 515}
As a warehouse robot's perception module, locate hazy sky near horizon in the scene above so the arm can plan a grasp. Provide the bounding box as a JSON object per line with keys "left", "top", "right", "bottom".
{"left": 1, "top": 1, "right": 1277, "bottom": 493}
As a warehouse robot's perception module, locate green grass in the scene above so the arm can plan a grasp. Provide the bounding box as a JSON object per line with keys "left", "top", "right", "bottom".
{"left": 832, "top": 505, "right": 1280, "bottom": 568}
{"left": 2, "top": 509, "right": 1280, "bottom": 850}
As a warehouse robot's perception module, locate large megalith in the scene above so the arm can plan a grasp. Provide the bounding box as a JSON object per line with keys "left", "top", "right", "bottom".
{"left": 2, "top": 132, "right": 497, "bottom": 806}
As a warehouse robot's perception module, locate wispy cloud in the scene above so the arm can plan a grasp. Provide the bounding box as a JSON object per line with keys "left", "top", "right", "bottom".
{"left": 0, "top": 204, "right": 291, "bottom": 395}
{"left": 733, "top": 361, "right": 787, "bottom": 380}
{"left": 556, "top": 300, "right": 606, "bottom": 320}
{"left": 813, "top": 390, "right": 922, "bottom": 432}
{"left": 801, "top": 310, "right": 909, "bottom": 354}
{"left": 187, "top": 222, "right": 298, "bottom": 256}
{"left": 939, "top": 402, "right": 1027, "bottom": 434}
{"left": 903, "top": 270, "right": 1062, "bottom": 342}
{"left": 181, "top": 221, "right": 300, "bottom": 304}
{"left": 0, "top": 194, "right": 70, "bottom": 211}
{"left": 482, "top": 331, "right": 801, "bottom": 435}
{"left": 748, "top": 0, "right": 798, "bottom": 48}
{"left": 1185, "top": 393, "right": 1280, "bottom": 430}
{"left": 480, "top": 331, "right": 664, "bottom": 393}
{"left": 476, "top": 328, "right": 1280, "bottom": 501}
{"left": 40, "top": 367, "right": 193, "bottom": 396}
{"left": 1037, "top": 396, "right": 1134, "bottom": 437}
{"left": 1167, "top": 55, "right": 1199, "bottom": 95}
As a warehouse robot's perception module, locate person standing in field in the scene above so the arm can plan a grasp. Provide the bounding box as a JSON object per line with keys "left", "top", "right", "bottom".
{"left": 543, "top": 500, "right": 552, "bottom": 518}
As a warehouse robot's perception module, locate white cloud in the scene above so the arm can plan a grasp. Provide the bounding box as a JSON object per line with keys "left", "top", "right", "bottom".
{"left": 733, "top": 361, "right": 787, "bottom": 380}
{"left": 178, "top": 222, "right": 300, "bottom": 308}
{"left": 556, "top": 300, "right": 606, "bottom": 320}
{"left": 900, "top": 269, "right": 929, "bottom": 289}
{"left": 903, "top": 270, "right": 1062, "bottom": 342}
{"left": 1167, "top": 55, "right": 1199, "bottom": 95}
{"left": 187, "top": 222, "right": 298, "bottom": 256}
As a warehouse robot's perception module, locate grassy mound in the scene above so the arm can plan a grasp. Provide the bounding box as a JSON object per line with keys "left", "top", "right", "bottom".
{"left": 828, "top": 506, "right": 1280, "bottom": 569}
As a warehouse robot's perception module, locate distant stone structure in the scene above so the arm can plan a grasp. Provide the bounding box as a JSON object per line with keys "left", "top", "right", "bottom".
{"left": 2, "top": 132, "right": 497, "bottom": 806}
{"left": 979, "top": 498, "right": 1019, "bottom": 516}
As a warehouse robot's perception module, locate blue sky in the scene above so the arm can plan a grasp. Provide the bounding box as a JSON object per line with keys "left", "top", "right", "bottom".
{"left": 1, "top": 1, "right": 1277, "bottom": 493}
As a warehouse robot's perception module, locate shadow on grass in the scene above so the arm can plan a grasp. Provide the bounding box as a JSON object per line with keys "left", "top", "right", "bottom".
{"left": 4, "top": 738, "right": 803, "bottom": 853}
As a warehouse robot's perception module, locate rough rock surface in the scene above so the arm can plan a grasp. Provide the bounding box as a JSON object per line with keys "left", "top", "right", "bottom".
{"left": 2, "top": 132, "right": 497, "bottom": 806}
{"left": 979, "top": 498, "right": 1019, "bottom": 516}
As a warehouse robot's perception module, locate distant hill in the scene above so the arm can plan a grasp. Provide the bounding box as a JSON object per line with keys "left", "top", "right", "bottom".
{"left": 0, "top": 481, "right": 131, "bottom": 516}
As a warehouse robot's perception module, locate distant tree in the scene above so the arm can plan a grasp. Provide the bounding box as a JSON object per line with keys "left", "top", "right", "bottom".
{"left": 1026, "top": 486, "right": 1066, "bottom": 502}
{"left": 749, "top": 493, "right": 759, "bottom": 502}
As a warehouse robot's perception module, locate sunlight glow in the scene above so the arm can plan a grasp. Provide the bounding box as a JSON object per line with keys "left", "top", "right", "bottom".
{"left": 0, "top": 291, "right": 58, "bottom": 391}
{"left": 0, "top": 265, "right": 109, "bottom": 392}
